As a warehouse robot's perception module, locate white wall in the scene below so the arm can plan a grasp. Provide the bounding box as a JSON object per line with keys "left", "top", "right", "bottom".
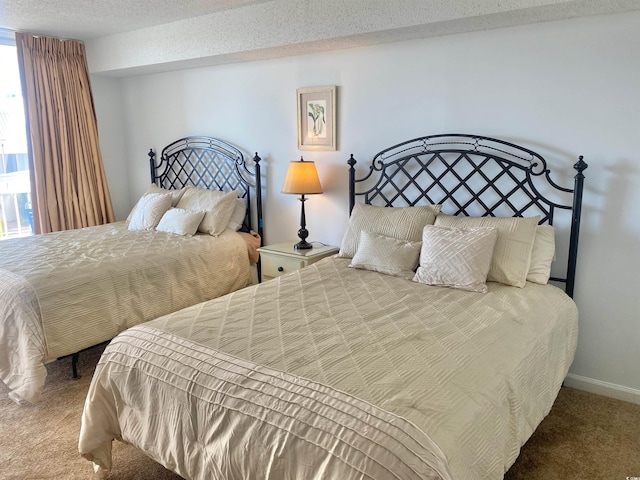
{"left": 90, "top": 75, "right": 130, "bottom": 218}
{"left": 94, "top": 11, "right": 640, "bottom": 400}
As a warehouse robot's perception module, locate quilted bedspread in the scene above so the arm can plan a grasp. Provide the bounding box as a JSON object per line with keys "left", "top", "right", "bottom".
{"left": 0, "top": 222, "right": 252, "bottom": 404}
{"left": 80, "top": 256, "right": 578, "bottom": 480}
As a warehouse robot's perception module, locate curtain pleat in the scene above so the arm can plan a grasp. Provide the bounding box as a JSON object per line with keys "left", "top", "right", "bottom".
{"left": 15, "top": 33, "right": 115, "bottom": 233}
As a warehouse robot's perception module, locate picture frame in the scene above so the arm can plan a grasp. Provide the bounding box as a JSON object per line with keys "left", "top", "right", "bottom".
{"left": 297, "top": 86, "right": 337, "bottom": 151}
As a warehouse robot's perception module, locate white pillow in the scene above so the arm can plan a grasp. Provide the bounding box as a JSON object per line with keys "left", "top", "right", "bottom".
{"left": 527, "top": 225, "right": 555, "bottom": 284}
{"left": 156, "top": 208, "right": 205, "bottom": 236}
{"left": 413, "top": 225, "right": 498, "bottom": 293}
{"left": 227, "top": 198, "right": 246, "bottom": 231}
{"left": 126, "top": 184, "right": 187, "bottom": 222}
{"left": 349, "top": 230, "right": 422, "bottom": 280}
{"left": 127, "top": 193, "right": 172, "bottom": 231}
{"left": 434, "top": 214, "right": 539, "bottom": 288}
{"left": 339, "top": 203, "right": 441, "bottom": 259}
{"left": 176, "top": 187, "right": 239, "bottom": 237}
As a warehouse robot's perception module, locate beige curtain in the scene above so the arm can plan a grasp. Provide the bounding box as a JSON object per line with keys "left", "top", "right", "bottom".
{"left": 15, "top": 33, "right": 114, "bottom": 233}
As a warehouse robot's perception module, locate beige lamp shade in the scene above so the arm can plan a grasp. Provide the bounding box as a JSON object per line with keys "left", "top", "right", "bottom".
{"left": 281, "top": 158, "right": 323, "bottom": 194}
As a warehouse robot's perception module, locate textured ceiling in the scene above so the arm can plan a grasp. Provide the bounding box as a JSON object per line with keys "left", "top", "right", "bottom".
{"left": 2, "top": 0, "right": 640, "bottom": 76}
{"left": 0, "top": 0, "right": 271, "bottom": 40}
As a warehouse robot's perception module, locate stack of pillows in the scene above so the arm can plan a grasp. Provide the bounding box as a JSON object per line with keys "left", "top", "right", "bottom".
{"left": 340, "top": 203, "right": 555, "bottom": 293}
{"left": 126, "top": 184, "right": 247, "bottom": 237}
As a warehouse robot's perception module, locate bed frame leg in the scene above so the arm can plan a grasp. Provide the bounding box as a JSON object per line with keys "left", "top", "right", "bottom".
{"left": 72, "top": 352, "right": 80, "bottom": 379}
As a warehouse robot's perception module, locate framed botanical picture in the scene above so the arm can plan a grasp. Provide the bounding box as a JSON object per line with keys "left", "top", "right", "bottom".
{"left": 297, "top": 86, "right": 337, "bottom": 151}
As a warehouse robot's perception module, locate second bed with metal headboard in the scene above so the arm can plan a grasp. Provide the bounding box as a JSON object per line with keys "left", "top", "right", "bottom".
{"left": 81, "top": 134, "right": 587, "bottom": 479}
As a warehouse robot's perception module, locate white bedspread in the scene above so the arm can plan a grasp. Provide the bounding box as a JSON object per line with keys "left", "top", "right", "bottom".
{"left": 80, "top": 256, "right": 578, "bottom": 480}
{"left": 0, "top": 222, "right": 252, "bottom": 404}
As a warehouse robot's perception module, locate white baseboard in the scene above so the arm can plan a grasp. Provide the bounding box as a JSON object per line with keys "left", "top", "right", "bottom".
{"left": 564, "top": 373, "right": 640, "bottom": 405}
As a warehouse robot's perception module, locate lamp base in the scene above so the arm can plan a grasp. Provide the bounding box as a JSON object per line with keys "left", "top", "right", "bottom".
{"left": 294, "top": 239, "right": 313, "bottom": 250}
{"left": 295, "top": 225, "right": 312, "bottom": 250}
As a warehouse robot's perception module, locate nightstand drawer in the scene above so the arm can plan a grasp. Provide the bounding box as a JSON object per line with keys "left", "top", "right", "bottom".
{"left": 261, "top": 254, "right": 305, "bottom": 278}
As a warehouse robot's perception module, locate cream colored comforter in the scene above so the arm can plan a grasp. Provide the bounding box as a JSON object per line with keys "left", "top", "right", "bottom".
{"left": 80, "top": 256, "right": 578, "bottom": 480}
{"left": 0, "top": 222, "right": 252, "bottom": 404}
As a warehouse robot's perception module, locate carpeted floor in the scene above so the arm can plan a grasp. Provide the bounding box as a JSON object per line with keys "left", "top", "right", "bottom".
{"left": 1, "top": 344, "right": 639, "bottom": 480}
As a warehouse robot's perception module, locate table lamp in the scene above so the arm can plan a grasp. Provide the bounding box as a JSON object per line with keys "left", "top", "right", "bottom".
{"left": 281, "top": 156, "right": 323, "bottom": 250}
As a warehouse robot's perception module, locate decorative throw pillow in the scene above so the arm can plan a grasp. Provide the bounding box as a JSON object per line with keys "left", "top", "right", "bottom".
{"left": 413, "top": 225, "right": 498, "bottom": 293}
{"left": 527, "top": 225, "right": 556, "bottom": 284}
{"left": 227, "top": 198, "right": 246, "bottom": 231}
{"left": 176, "top": 187, "right": 239, "bottom": 236}
{"left": 126, "top": 184, "right": 187, "bottom": 222}
{"left": 338, "top": 203, "right": 441, "bottom": 259}
{"left": 434, "top": 214, "right": 539, "bottom": 288}
{"left": 349, "top": 230, "right": 422, "bottom": 280}
{"left": 127, "top": 193, "right": 172, "bottom": 231}
{"left": 156, "top": 208, "right": 205, "bottom": 236}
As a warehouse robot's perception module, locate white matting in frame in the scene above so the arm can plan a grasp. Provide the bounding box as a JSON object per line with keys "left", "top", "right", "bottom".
{"left": 297, "top": 86, "right": 336, "bottom": 151}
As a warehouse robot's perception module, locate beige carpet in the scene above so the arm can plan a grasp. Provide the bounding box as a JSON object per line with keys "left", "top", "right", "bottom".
{"left": 1, "top": 344, "right": 639, "bottom": 480}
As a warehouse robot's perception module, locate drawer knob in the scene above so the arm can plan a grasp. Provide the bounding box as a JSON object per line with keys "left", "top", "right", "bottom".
{"left": 278, "top": 266, "right": 284, "bottom": 272}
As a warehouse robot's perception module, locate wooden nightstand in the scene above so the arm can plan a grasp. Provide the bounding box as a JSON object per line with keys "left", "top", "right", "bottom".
{"left": 257, "top": 242, "right": 339, "bottom": 281}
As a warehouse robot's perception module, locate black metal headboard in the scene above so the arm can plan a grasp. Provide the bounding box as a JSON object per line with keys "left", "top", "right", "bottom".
{"left": 147, "top": 136, "right": 263, "bottom": 241}
{"left": 348, "top": 134, "right": 587, "bottom": 297}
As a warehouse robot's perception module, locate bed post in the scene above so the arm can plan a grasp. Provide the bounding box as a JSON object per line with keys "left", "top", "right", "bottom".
{"left": 148, "top": 149, "right": 156, "bottom": 184}
{"left": 565, "top": 156, "right": 588, "bottom": 298}
{"left": 253, "top": 153, "right": 263, "bottom": 282}
{"left": 71, "top": 353, "right": 79, "bottom": 379}
{"left": 253, "top": 153, "right": 263, "bottom": 241}
{"left": 348, "top": 154, "right": 357, "bottom": 215}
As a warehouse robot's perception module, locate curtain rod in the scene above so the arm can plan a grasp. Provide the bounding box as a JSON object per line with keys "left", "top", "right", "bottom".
{"left": 12, "top": 30, "right": 85, "bottom": 45}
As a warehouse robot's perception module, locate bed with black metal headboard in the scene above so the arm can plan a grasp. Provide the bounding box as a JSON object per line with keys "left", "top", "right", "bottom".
{"left": 148, "top": 136, "right": 263, "bottom": 240}
{"left": 80, "top": 135, "right": 586, "bottom": 480}
{"left": 348, "top": 133, "right": 587, "bottom": 296}
{"left": 0, "top": 136, "right": 265, "bottom": 405}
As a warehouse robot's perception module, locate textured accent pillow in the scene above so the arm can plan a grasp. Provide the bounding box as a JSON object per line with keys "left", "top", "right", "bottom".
{"left": 156, "top": 208, "right": 205, "bottom": 236}
{"left": 527, "top": 225, "right": 556, "bottom": 284}
{"left": 127, "top": 193, "right": 172, "bottom": 231}
{"left": 349, "top": 230, "right": 422, "bottom": 280}
{"left": 339, "top": 203, "right": 441, "bottom": 259}
{"left": 434, "top": 214, "right": 539, "bottom": 288}
{"left": 176, "top": 188, "right": 239, "bottom": 236}
{"left": 227, "top": 198, "right": 246, "bottom": 231}
{"left": 413, "top": 225, "right": 498, "bottom": 293}
{"left": 126, "top": 184, "right": 187, "bottom": 222}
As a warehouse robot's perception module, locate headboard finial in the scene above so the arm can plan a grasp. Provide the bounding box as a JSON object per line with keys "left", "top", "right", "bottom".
{"left": 148, "top": 148, "right": 156, "bottom": 184}
{"left": 574, "top": 155, "right": 588, "bottom": 174}
{"left": 348, "top": 154, "right": 357, "bottom": 214}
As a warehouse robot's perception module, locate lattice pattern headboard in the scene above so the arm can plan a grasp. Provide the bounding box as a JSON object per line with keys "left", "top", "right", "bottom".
{"left": 148, "top": 136, "right": 263, "bottom": 240}
{"left": 348, "top": 134, "right": 587, "bottom": 297}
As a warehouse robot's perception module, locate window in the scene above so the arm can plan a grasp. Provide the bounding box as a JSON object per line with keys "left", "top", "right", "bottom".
{"left": 0, "top": 44, "right": 32, "bottom": 238}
